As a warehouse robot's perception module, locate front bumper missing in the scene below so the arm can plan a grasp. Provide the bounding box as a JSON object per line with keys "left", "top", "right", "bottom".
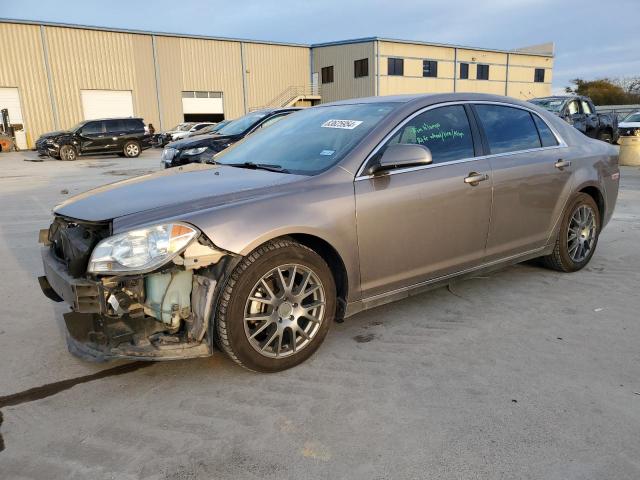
{"left": 39, "top": 246, "right": 219, "bottom": 362}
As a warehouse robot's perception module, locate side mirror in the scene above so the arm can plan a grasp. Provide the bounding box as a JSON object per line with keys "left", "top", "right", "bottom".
{"left": 369, "top": 143, "right": 432, "bottom": 175}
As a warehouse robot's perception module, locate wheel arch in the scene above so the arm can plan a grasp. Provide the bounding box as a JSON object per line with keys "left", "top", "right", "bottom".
{"left": 577, "top": 183, "right": 605, "bottom": 223}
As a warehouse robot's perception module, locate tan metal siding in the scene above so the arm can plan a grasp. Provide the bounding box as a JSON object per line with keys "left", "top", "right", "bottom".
{"left": 244, "top": 43, "right": 309, "bottom": 110}
{"left": 44, "top": 26, "right": 158, "bottom": 130}
{"left": 0, "top": 23, "right": 54, "bottom": 147}
{"left": 312, "top": 42, "right": 375, "bottom": 102}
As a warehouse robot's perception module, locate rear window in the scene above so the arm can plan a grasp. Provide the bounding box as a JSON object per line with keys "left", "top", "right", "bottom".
{"left": 106, "top": 119, "right": 126, "bottom": 132}
{"left": 533, "top": 115, "right": 559, "bottom": 147}
{"left": 475, "top": 105, "right": 541, "bottom": 154}
{"left": 125, "top": 119, "right": 144, "bottom": 131}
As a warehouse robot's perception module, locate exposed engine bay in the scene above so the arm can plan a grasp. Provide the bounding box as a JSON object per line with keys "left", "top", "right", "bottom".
{"left": 39, "top": 215, "right": 238, "bottom": 361}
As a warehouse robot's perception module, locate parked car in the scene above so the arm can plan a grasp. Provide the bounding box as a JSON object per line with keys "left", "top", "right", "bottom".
{"left": 36, "top": 118, "right": 151, "bottom": 160}
{"left": 530, "top": 95, "right": 618, "bottom": 143}
{"left": 162, "top": 108, "right": 299, "bottom": 168}
{"left": 185, "top": 120, "right": 230, "bottom": 138}
{"left": 152, "top": 122, "right": 196, "bottom": 147}
{"left": 169, "top": 122, "right": 216, "bottom": 141}
{"left": 618, "top": 111, "right": 640, "bottom": 137}
{"left": 38, "top": 93, "right": 619, "bottom": 372}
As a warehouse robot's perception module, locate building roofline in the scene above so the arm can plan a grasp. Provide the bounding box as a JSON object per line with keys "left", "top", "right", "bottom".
{"left": 311, "top": 36, "right": 554, "bottom": 57}
{"left": 0, "top": 18, "right": 310, "bottom": 48}
{"left": 0, "top": 18, "right": 554, "bottom": 57}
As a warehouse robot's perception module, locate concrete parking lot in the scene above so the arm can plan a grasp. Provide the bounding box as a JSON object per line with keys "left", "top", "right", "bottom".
{"left": 0, "top": 149, "right": 639, "bottom": 480}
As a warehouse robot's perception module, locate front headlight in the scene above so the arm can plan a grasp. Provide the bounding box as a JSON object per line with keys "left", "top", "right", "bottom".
{"left": 183, "top": 147, "right": 207, "bottom": 156}
{"left": 88, "top": 223, "right": 198, "bottom": 274}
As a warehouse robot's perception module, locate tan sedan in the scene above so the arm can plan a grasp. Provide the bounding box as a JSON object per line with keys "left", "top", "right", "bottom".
{"left": 39, "top": 93, "right": 620, "bottom": 371}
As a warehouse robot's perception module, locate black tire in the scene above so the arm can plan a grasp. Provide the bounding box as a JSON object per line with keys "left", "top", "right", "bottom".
{"left": 597, "top": 131, "right": 613, "bottom": 143}
{"left": 542, "top": 193, "right": 601, "bottom": 272}
{"left": 123, "top": 141, "right": 141, "bottom": 158}
{"left": 215, "top": 239, "right": 336, "bottom": 372}
{"left": 59, "top": 144, "right": 77, "bottom": 161}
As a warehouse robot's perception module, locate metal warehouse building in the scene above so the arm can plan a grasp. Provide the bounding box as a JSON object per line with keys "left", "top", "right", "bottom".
{"left": 0, "top": 19, "right": 554, "bottom": 149}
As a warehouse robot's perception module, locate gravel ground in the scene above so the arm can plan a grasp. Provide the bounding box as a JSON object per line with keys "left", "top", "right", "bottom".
{"left": 0, "top": 150, "right": 639, "bottom": 480}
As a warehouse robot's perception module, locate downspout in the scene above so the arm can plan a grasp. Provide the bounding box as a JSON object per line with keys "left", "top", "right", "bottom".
{"left": 505, "top": 52, "right": 510, "bottom": 96}
{"left": 375, "top": 40, "right": 380, "bottom": 96}
{"left": 40, "top": 25, "right": 59, "bottom": 130}
{"left": 240, "top": 42, "right": 248, "bottom": 114}
{"left": 151, "top": 35, "right": 164, "bottom": 130}
{"left": 453, "top": 47, "right": 457, "bottom": 93}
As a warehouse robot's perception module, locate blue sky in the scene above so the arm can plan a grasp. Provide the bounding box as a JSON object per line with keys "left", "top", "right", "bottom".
{"left": 4, "top": 0, "right": 638, "bottom": 92}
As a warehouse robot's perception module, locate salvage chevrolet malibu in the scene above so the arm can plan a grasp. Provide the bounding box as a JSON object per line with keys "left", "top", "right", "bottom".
{"left": 38, "top": 93, "right": 619, "bottom": 372}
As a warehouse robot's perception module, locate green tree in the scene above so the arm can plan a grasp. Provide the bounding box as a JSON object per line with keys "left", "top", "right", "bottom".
{"left": 564, "top": 78, "right": 633, "bottom": 105}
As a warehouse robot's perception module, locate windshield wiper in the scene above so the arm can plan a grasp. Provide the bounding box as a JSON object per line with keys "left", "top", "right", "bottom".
{"left": 226, "top": 162, "right": 290, "bottom": 173}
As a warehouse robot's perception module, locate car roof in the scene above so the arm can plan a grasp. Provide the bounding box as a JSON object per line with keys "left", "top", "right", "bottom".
{"left": 82, "top": 117, "right": 144, "bottom": 122}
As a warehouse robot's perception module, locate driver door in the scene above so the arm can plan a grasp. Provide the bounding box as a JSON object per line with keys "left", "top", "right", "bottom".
{"left": 354, "top": 104, "right": 492, "bottom": 298}
{"left": 78, "top": 120, "right": 107, "bottom": 152}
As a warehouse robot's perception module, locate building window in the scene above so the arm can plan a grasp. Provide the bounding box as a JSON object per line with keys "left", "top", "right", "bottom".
{"left": 477, "top": 64, "right": 490, "bottom": 80}
{"left": 534, "top": 68, "right": 545, "bottom": 83}
{"left": 422, "top": 60, "right": 438, "bottom": 78}
{"left": 459, "top": 63, "right": 469, "bottom": 79}
{"left": 354, "top": 58, "right": 368, "bottom": 78}
{"left": 388, "top": 57, "right": 404, "bottom": 76}
{"left": 321, "top": 66, "right": 334, "bottom": 84}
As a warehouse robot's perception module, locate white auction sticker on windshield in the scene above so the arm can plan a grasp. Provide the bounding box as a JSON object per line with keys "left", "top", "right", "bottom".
{"left": 321, "top": 119, "right": 363, "bottom": 129}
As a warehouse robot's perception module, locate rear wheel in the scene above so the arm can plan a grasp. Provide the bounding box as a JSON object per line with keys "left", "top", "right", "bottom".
{"left": 123, "top": 141, "right": 140, "bottom": 158}
{"left": 59, "top": 145, "right": 77, "bottom": 161}
{"left": 215, "top": 239, "right": 336, "bottom": 372}
{"left": 542, "top": 193, "right": 600, "bottom": 272}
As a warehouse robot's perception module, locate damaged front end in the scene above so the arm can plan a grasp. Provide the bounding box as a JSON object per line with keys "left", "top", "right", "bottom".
{"left": 38, "top": 215, "right": 237, "bottom": 361}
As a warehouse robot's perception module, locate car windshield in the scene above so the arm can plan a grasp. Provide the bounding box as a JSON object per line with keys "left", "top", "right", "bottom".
{"left": 171, "top": 123, "right": 194, "bottom": 131}
{"left": 622, "top": 113, "right": 640, "bottom": 123}
{"left": 216, "top": 112, "right": 269, "bottom": 136}
{"left": 530, "top": 98, "right": 565, "bottom": 113}
{"left": 215, "top": 103, "right": 397, "bottom": 175}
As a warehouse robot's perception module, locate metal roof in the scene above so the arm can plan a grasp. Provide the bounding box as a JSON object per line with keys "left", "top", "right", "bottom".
{"left": 0, "top": 18, "right": 553, "bottom": 57}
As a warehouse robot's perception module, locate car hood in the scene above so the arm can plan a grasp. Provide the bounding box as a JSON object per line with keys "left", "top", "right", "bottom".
{"left": 54, "top": 163, "right": 306, "bottom": 223}
{"left": 167, "top": 134, "right": 235, "bottom": 149}
{"left": 620, "top": 121, "right": 640, "bottom": 128}
{"left": 39, "top": 130, "right": 69, "bottom": 140}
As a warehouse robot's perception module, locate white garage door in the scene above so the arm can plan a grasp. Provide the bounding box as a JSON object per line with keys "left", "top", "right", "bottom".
{"left": 181, "top": 91, "right": 224, "bottom": 115}
{"left": 81, "top": 90, "right": 134, "bottom": 120}
{"left": 0, "top": 87, "right": 28, "bottom": 150}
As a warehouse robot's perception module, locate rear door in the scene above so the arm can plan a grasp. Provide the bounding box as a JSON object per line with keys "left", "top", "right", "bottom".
{"left": 472, "top": 103, "right": 572, "bottom": 261}
{"left": 104, "top": 119, "right": 128, "bottom": 151}
{"left": 580, "top": 99, "right": 599, "bottom": 138}
{"left": 355, "top": 104, "right": 493, "bottom": 298}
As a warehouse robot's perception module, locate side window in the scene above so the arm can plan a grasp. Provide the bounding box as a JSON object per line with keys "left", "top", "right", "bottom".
{"left": 533, "top": 115, "right": 559, "bottom": 147}
{"left": 256, "top": 114, "right": 288, "bottom": 130}
{"left": 567, "top": 101, "right": 580, "bottom": 115}
{"left": 387, "top": 105, "right": 475, "bottom": 164}
{"left": 125, "top": 119, "right": 143, "bottom": 131}
{"left": 581, "top": 101, "right": 593, "bottom": 115}
{"left": 106, "top": 119, "right": 126, "bottom": 132}
{"left": 82, "top": 121, "right": 104, "bottom": 135}
{"left": 475, "top": 105, "right": 541, "bottom": 154}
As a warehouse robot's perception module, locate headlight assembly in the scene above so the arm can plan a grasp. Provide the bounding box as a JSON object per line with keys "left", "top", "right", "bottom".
{"left": 88, "top": 223, "right": 198, "bottom": 274}
{"left": 183, "top": 147, "right": 208, "bottom": 156}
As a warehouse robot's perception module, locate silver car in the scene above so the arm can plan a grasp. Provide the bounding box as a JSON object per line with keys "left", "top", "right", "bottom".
{"left": 38, "top": 93, "right": 620, "bottom": 372}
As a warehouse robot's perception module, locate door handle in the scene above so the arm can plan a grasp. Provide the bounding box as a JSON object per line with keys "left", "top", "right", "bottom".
{"left": 555, "top": 159, "right": 571, "bottom": 169}
{"left": 464, "top": 172, "right": 489, "bottom": 186}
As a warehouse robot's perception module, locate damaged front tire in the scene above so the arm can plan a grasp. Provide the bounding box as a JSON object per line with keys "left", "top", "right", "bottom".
{"left": 215, "top": 239, "right": 336, "bottom": 372}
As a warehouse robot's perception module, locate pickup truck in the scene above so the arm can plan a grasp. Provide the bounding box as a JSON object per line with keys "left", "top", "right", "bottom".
{"left": 529, "top": 95, "right": 618, "bottom": 143}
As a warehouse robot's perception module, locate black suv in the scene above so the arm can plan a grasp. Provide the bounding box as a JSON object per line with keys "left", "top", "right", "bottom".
{"left": 36, "top": 118, "right": 151, "bottom": 160}
{"left": 162, "top": 108, "right": 299, "bottom": 168}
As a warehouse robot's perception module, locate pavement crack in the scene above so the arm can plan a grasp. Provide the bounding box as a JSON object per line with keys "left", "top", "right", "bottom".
{"left": 0, "top": 410, "right": 4, "bottom": 453}
{"left": 0, "top": 361, "right": 153, "bottom": 409}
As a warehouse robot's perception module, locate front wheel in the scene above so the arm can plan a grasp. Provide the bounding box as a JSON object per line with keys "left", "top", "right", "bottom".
{"left": 542, "top": 193, "right": 600, "bottom": 272}
{"left": 123, "top": 141, "right": 140, "bottom": 158}
{"left": 59, "top": 145, "right": 77, "bottom": 161}
{"left": 215, "top": 239, "right": 336, "bottom": 372}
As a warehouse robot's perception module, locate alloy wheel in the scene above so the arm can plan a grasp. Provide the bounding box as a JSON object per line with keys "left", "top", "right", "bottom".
{"left": 243, "top": 264, "right": 326, "bottom": 358}
{"left": 567, "top": 205, "right": 596, "bottom": 262}
{"left": 126, "top": 144, "right": 139, "bottom": 157}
